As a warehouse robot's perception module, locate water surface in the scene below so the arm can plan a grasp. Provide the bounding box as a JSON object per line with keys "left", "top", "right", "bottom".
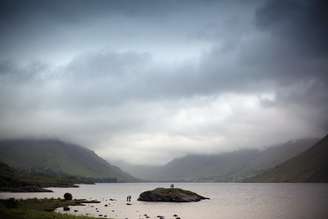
{"left": 1, "top": 183, "right": 328, "bottom": 219}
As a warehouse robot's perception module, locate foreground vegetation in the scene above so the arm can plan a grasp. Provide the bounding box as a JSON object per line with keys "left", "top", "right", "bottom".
{"left": 0, "top": 198, "right": 102, "bottom": 219}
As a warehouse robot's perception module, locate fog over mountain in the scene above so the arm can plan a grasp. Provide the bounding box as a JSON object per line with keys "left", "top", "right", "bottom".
{"left": 0, "top": 0, "right": 327, "bottom": 165}
{"left": 116, "top": 138, "right": 318, "bottom": 181}
{"left": 248, "top": 135, "right": 328, "bottom": 182}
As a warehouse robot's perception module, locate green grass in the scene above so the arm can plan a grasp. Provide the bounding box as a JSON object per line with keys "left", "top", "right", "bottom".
{"left": 0, "top": 208, "right": 99, "bottom": 219}
{"left": 15, "top": 198, "right": 84, "bottom": 211}
{"left": 0, "top": 198, "right": 106, "bottom": 219}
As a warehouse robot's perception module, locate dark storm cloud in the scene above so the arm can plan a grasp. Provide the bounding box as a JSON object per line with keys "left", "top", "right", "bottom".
{"left": 255, "top": 0, "right": 328, "bottom": 57}
{"left": 0, "top": 0, "right": 326, "bottom": 109}
{"left": 0, "top": 59, "right": 47, "bottom": 83}
{"left": 0, "top": 0, "right": 327, "bottom": 163}
{"left": 0, "top": 0, "right": 258, "bottom": 61}
{"left": 0, "top": 0, "right": 228, "bottom": 34}
{"left": 0, "top": 0, "right": 251, "bottom": 19}
{"left": 251, "top": 0, "right": 328, "bottom": 129}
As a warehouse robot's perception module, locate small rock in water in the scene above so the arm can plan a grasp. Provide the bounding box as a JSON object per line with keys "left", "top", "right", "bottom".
{"left": 104, "top": 204, "right": 108, "bottom": 207}
{"left": 99, "top": 214, "right": 103, "bottom": 217}
{"left": 126, "top": 203, "right": 132, "bottom": 205}
{"left": 173, "top": 214, "right": 178, "bottom": 217}
{"left": 74, "top": 210, "right": 78, "bottom": 212}
{"left": 157, "top": 216, "right": 165, "bottom": 219}
{"left": 63, "top": 206, "right": 70, "bottom": 211}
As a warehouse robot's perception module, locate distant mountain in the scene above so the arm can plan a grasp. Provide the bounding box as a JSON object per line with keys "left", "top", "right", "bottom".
{"left": 0, "top": 139, "right": 135, "bottom": 182}
{"left": 118, "top": 138, "right": 318, "bottom": 182}
{"left": 114, "top": 162, "right": 163, "bottom": 181}
{"left": 0, "top": 161, "right": 96, "bottom": 192}
{"left": 247, "top": 135, "right": 328, "bottom": 182}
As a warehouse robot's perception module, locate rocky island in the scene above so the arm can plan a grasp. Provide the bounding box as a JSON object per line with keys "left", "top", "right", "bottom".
{"left": 138, "top": 187, "right": 209, "bottom": 202}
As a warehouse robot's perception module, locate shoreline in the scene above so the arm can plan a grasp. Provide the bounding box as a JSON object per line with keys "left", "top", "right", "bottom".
{"left": 0, "top": 198, "right": 103, "bottom": 219}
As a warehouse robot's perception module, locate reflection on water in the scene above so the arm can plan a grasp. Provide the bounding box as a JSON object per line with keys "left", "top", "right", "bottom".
{"left": 1, "top": 183, "right": 328, "bottom": 219}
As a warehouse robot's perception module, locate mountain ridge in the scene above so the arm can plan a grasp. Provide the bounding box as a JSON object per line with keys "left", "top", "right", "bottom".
{"left": 247, "top": 135, "right": 328, "bottom": 182}
{"left": 0, "top": 139, "right": 135, "bottom": 182}
{"left": 117, "top": 138, "right": 318, "bottom": 182}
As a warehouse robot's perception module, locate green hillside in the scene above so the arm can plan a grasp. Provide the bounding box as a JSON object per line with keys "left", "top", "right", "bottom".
{"left": 0, "top": 161, "right": 26, "bottom": 190}
{"left": 0, "top": 161, "right": 97, "bottom": 192}
{"left": 0, "top": 139, "right": 134, "bottom": 182}
{"left": 248, "top": 135, "right": 328, "bottom": 182}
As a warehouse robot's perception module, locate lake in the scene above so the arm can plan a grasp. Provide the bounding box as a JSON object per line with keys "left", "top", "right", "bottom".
{"left": 1, "top": 183, "right": 328, "bottom": 219}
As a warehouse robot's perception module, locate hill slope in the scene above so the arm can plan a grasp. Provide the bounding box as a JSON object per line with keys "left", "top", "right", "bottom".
{"left": 0, "top": 161, "right": 97, "bottom": 191}
{"left": 118, "top": 138, "right": 317, "bottom": 182}
{"left": 248, "top": 135, "right": 328, "bottom": 182}
{"left": 0, "top": 161, "right": 28, "bottom": 191}
{"left": 0, "top": 139, "right": 134, "bottom": 182}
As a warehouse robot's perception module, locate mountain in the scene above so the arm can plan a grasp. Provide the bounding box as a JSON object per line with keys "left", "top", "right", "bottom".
{"left": 114, "top": 162, "right": 163, "bottom": 181}
{"left": 0, "top": 161, "right": 97, "bottom": 192}
{"left": 118, "top": 138, "right": 318, "bottom": 182}
{"left": 248, "top": 135, "right": 328, "bottom": 182}
{"left": 0, "top": 161, "right": 31, "bottom": 191}
{"left": 0, "top": 139, "right": 135, "bottom": 182}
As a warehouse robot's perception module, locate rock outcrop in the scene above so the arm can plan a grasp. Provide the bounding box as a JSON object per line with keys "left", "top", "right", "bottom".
{"left": 138, "top": 187, "right": 209, "bottom": 202}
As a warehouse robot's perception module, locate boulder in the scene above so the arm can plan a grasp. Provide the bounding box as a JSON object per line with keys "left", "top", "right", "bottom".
{"left": 138, "top": 188, "right": 209, "bottom": 202}
{"left": 64, "top": 193, "right": 73, "bottom": 200}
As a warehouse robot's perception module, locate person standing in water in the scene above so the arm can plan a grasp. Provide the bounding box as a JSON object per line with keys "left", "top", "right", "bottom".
{"left": 126, "top": 195, "right": 131, "bottom": 202}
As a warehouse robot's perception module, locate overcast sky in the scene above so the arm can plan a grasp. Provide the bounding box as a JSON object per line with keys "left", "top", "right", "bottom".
{"left": 0, "top": 0, "right": 327, "bottom": 164}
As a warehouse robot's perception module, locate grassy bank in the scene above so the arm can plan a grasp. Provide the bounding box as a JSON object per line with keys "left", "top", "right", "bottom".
{"left": 0, "top": 198, "right": 104, "bottom": 219}
{"left": 0, "top": 208, "right": 99, "bottom": 219}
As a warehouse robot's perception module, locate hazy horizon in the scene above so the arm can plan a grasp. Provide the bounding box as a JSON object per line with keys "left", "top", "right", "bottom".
{"left": 0, "top": 0, "right": 327, "bottom": 165}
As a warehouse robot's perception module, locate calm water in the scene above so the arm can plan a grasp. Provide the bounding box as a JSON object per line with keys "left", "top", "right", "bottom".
{"left": 1, "top": 183, "right": 328, "bottom": 219}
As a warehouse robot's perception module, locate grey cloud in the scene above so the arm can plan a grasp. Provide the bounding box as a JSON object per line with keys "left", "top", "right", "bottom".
{"left": 255, "top": 0, "right": 328, "bottom": 57}
{"left": 0, "top": 0, "right": 327, "bottom": 164}
{"left": 0, "top": 0, "right": 259, "bottom": 62}
{"left": 250, "top": 0, "right": 328, "bottom": 129}
{"left": 0, "top": 60, "right": 46, "bottom": 78}
{"left": 54, "top": 50, "right": 266, "bottom": 107}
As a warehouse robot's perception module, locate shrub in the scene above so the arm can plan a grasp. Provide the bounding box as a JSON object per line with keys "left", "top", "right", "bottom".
{"left": 64, "top": 193, "right": 73, "bottom": 200}
{"left": 4, "top": 198, "right": 18, "bottom": 208}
